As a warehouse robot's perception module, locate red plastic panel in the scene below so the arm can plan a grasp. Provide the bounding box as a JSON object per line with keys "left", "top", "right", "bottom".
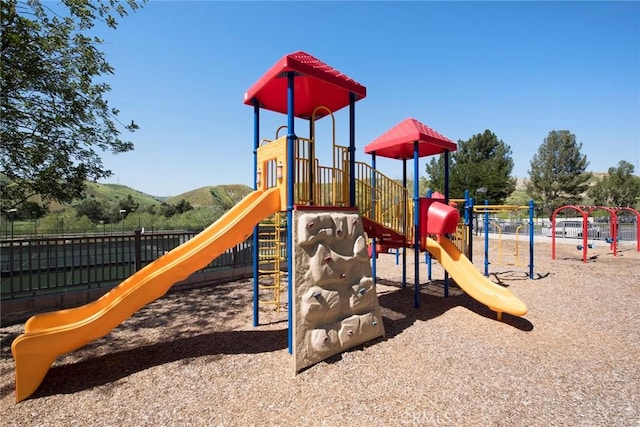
{"left": 364, "top": 118, "right": 457, "bottom": 159}
{"left": 419, "top": 198, "right": 460, "bottom": 235}
{"left": 244, "top": 51, "right": 367, "bottom": 119}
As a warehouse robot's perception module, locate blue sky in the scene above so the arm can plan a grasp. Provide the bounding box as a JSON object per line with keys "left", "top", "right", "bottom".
{"left": 93, "top": 0, "right": 639, "bottom": 197}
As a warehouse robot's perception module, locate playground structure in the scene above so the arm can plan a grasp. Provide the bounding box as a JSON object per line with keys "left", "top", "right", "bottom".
{"left": 551, "top": 205, "right": 640, "bottom": 263}
{"left": 11, "top": 51, "right": 527, "bottom": 402}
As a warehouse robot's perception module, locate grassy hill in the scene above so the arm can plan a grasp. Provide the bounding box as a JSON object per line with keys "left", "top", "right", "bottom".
{"left": 80, "top": 183, "right": 253, "bottom": 210}
{"left": 166, "top": 184, "right": 252, "bottom": 208}
{"left": 82, "top": 182, "right": 164, "bottom": 206}
{"left": 29, "top": 182, "right": 253, "bottom": 213}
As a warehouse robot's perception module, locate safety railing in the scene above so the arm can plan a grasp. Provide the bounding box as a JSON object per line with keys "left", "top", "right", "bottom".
{"left": 292, "top": 136, "right": 410, "bottom": 239}
{"left": 353, "top": 160, "right": 410, "bottom": 238}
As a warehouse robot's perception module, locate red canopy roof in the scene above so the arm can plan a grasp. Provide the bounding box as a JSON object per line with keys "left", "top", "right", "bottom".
{"left": 243, "top": 51, "right": 367, "bottom": 119}
{"left": 364, "top": 118, "right": 457, "bottom": 159}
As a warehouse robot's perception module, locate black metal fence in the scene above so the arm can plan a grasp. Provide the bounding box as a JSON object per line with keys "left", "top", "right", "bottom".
{"left": 1, "top": 230, "right": 254, "bottom": 301}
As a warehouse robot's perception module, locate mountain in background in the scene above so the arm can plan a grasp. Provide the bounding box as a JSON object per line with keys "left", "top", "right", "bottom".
{"left": 87, "top": 182, "right": 253, "bottom": 209}
{"left": 37, "top": 182, "right": 253, "bottom": 212}
{"left": 166, "top": 184, "right": 253, "bottom": 208}
{"left": 84, "top": 182, "right": 165, "bottom": 205}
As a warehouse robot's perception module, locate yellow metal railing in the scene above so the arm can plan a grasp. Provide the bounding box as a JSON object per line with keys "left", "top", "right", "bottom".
{"left": 353, "top": 161, "right": 409, "bottom": 238}
{"left": 291, "top": 137, "right": 410, "bottom": 239}
{"left": 258, "top": 111, "right": 411, "bottom": 242}
{"left": 294, "top": 137, "right": 313, "bottom": 204}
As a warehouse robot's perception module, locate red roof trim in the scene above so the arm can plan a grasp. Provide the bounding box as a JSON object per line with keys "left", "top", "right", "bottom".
{"left": 364, "top": 118, "right": 457, "bottom": 159}
{"left": 243, "top": 51, "right": 366, "bottom": 118}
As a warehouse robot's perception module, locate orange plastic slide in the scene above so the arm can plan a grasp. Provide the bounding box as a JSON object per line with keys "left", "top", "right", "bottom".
{"left": 11, "top": 188, "right": 281, "bottom": 402}
{"left": 424, "top": 236, "right": 528, "bottom": 319}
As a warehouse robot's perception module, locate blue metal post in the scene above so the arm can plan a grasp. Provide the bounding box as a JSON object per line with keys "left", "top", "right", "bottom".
{"left": 468, "top": 195, "right": 474, "bottom": 262}
{"left": 308, "top": 120, "right": 314, "bottom": 204}
{"left": 443, "top": 150, "right": 450, "bottom": 298}
{"left": 371, "top": 152, "right": 377, "bottom": 280}
{"left": 413, "top": 141, "right": 420, "bottom": 308}
{"left": 349, "top": 93, "right": 356, "bottom": 207}
{"left": 252, "top": 100, "right": 260, "bottom": 327}
{"left": 426, "top": 189, "right": 432, "bottom": 281}
{"left": 402, "top": 159, "right": 407, "bottom": 288}
{"left": 463, "top": 190, "right": 470, "bottom": 224}
{"left": 286, "top": 72, "right": 295, "bottom": 354}
{"left": 529, "top": 199, "right": 534, "bottom": 279}
{"left": 484, "top": 199, "right": 489, "bottom": 277}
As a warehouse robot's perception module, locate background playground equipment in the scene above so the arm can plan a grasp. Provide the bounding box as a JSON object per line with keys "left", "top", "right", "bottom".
{"left": 472, "top": 200, "right": 535, "bottom": 278}
{"left": 425, "top": 192, "right": 535, "bottom": 283}
{"left": 10, "top": 51, "right": 527, "bottom": 402}
{"left": 551, "top": 205, "right": 640, "bottom": 263}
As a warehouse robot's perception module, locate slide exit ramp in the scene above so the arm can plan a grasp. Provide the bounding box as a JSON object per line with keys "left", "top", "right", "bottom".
{"left": 425, "top": 236, "right": 528, "bottom": 320}
{"left": 11, "top": 188, "right": 281, "bottom": 402}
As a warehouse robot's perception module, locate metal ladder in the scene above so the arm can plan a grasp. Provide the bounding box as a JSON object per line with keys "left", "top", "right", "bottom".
{"left": 258, "top": 212, "right": 285, "bottom": 311}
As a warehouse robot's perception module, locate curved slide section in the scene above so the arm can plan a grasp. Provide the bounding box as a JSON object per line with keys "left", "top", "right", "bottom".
{"left": 11, "top": 188, "right": 281, "bottom": 402}
{"left": 425, "top": 236, "right": 527, "bottom": 319}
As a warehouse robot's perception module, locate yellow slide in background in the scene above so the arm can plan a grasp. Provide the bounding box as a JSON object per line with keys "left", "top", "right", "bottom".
{"left": 11, "top": 187, "right": 281, "bottom": 402}
{"left": 424, "top": 236, "right": 528, "bottom": 320}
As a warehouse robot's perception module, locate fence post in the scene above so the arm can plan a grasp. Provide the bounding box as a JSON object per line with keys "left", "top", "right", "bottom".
{"left": 233, "top": 245, "right": 238, "bottom": 268}
{"left": 134, "top": 229, "right": 142, "bottom": 271}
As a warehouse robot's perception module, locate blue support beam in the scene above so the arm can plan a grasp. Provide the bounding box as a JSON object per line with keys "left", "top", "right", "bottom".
{"left": 371, "top": 152, "right": 377, "bottom": 279}
{"left": 413, "top": 141, "right": 420, "bottom": 308}
{"left": 402, "top": 159, "right": 407, "bottom": 288}
{"left": 443, "top": 150, "right": 450, "bottom": 297}
{"left": 286, "top": 72, "right": 295, "bottom": 355}
{"left": 349, "top": 93, "right": 356, "bottom": 207}
{"left": 252, "top": 100, "right": 260, "bottom": 327}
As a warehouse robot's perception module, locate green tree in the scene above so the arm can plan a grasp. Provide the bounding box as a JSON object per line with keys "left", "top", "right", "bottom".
{"left": 587, "top": 161, "right": 640, "bottom": 207}
{"left": 424, "top": 155, "right": 446, "bottom": 196}
{"left": 1, "top": 0, "right": 144, "bottom": 212}
{"left": 115, "top": 195, "right": 140, "bottom": 217}
{"left": 527, "top": 130, "right": 592, "bottom": 217}
{"left": 174, "top": 199, "right": 194, "bottom": 214}
{"left": 75, "top": 199, "right": 109, "bottom": 223}
{"left": 424, "top": 130, "right": 516, "bottom": 203}
{"left": 159, "top": 202, "right": 176, "bottom": 218}
{"left": 451, "top": 130, "right": 516, "bottom": 202}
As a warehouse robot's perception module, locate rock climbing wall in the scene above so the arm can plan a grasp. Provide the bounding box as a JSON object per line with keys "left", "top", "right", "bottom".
{"left": 292, "top": 210, "right": 385, "bottom": 373}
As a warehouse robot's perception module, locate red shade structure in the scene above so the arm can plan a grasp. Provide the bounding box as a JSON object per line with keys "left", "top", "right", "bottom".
{"left": 364, "top": 117, "right": 457, "bottom": 158}
{"left": 363, "top": 117, "right": 457, "bottom": 308}
{"left": 243, "top": 51, "right": 367, "bottom": 119}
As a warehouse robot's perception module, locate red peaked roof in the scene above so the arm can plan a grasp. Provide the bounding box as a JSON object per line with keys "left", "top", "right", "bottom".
{"left": 364, "top": 118, "right": 457, "bottom": 159}
{"left": 243, "top": 51, "right": 367, "bottom": 119}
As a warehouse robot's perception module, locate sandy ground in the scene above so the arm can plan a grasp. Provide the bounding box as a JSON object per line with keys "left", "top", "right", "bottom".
{"left": 1, "top": 238, "right": 639, "bottom": 426}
